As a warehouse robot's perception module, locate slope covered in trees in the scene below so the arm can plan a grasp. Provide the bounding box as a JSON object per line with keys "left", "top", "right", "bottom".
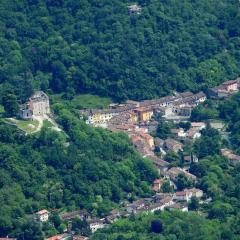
{"left": 0, "top": 107, "right": 157, "bottom": 237}
{"left": 0, "top": 0, "right": 240, "bottom": 102}
{"left": 91, "top": 211, "right": 226, "bottom": 240}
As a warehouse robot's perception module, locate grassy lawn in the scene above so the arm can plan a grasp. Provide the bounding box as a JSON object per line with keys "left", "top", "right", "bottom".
{"left": 43, "top": 120, "right": 54, "bottom": 128}
{"left": 50, "top": 94, "right": 112, "bottom": 110}
{"left": 69, "top": 94, "right": 112, "bottom": 109}
{"left": 6, "top": 118, "right": 39, "bottom": 134}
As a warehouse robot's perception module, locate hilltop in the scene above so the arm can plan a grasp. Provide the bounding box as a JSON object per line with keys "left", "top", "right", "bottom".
{"left": 0, "top": 0, "right": 240, "bottom": 102}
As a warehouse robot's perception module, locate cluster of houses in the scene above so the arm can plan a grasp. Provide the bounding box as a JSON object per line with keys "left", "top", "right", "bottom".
{"left": 90, "top": 187, "right": 204, "bottom": 229}
{"left": 80, "top": 91, "right": 207, "bottom": 126}
{"left": 80, "top": 78, "right": 240, "bottom": 128}
{"left": 33, "top": 165, "right": 203, "bottom": 237}
{"left": 33, "top": 210, "right": 90, "bottom": 240}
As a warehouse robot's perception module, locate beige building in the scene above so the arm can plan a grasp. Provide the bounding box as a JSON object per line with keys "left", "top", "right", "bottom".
{"left": 18, "top": 91, "right": 50, "bottom": 119}
{"left": 35, "top": 209, "right": 49, "bottom": 222}
{"left": 134, "top": 107, "right": 153, "bottom": 122}
{"left": 29, "top": 91, "right": 50, "bottom": 116}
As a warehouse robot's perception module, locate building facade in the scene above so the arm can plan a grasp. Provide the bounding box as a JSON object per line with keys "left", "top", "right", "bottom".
{"left": 35, "top": 209, "right": 49, "bottom": 222}
{"left": 29, "top": 91, "right": 50, "bottom": 116}
{"left": 18, "top": 91, "right": 50, "bottom": 119}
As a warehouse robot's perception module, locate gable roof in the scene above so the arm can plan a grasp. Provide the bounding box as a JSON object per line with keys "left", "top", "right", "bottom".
{"left": 36, "top": 209, "right": 49, "bottom": 215}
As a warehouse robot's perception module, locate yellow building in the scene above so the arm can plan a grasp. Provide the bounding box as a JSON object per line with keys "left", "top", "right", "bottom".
{"left": 135, "top": 108, "right": 153, "bottom": 122}
{"left": 130, "top": 112, "right": 138, "bottom": 123}
{"left": 85, "top": 110, "right": 118, "bottom": 124}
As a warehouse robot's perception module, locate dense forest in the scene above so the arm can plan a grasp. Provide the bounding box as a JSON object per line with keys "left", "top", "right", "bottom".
{"left": 1, "top": 0, "right": 240, "bottom": 102}
{"left": 91, "top": 211, "right": 230, "bottom": 240}
{"left": 0, "top": 106, "right": 157, "bottom": 237}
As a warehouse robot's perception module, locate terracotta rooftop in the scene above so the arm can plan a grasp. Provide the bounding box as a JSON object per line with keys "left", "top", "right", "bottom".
{"left": 188, "top": 188, "right": 203, "bottom": 194}
{"left": 175, "top": 191, "right": 188, "bottom": 196}
{"left": 191, "top": 122, "right": 205, "bottom": 128}
{"left": 36, "top": 209, "right": 49, "bottom": 215}
{"left": 160, "top": 196, "right": 173, "bottom": 204}
{"left": 221, "top": 149, "right": 240, "bottom": 161}
{"left": 0, "top": 238, "right": 17, "bottom": 240}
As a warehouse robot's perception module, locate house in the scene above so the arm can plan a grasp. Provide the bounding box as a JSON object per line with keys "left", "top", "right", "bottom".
{"left": 134, "top": 107, "right": 153, "bottom": 122}
{"left": 73, "top": 236, "right": 89, "bottom": 240}
{"left": 152, "top": 179, "right": 165, "bottom": 192}
{"left": 89, "top": 219, "right": 106, "bottom": 233}
{"left": 60, "top": 210, "right": 90, "bottom": 222}
{"left": 221, "top": 80, "right": 238, "bottom": 92}
{"left": 208, "top": 86, "right": 230, "bottom": 99}
{"left": 160, "top": 196, "right": 174, "bottom": 208}
{"left": 109, "top": 111, "right": 138, "bottom": 125}
{"left": 105, "top": 210, "right": 120, "bottom": 223}
{"left": 178, "top": 92, "right": 194, "bottom": 99}
{"left": 140, "top": 96, "right": 176, "bottom": 108}
{"left": 168, "top": 203, "right": 188, "bottom": 212}
{"left": 18, "top": 91, "right": 50, "bottom": 119}
{"left": 191, "top": 122, "right": 206, "bottom": 130}
{"left": 210, "top": 122, "right": 224, "bottom": 131}
{"left": 139, "top": 132, "right": 154, "bottom": 148}
{"left": 145, "top": 202, "right": 165, "bottom": 213}
{"left": 193, "top": 92, "right": 207, "bottom": 105}
{"left": 18, "top": 105, "right": 33, "bottom": 120}
{"left": 163, "top": 139, "right": 183, "bottom": 153}
{"left": 186, "top": 128, "right": 201, "bottom": 140}
{"left": 184, "top": 155, "right": 198, "bottom": 163}
{"left": 173, "top": 92, "right": 206, "bottom": 107}
{"left": 108, "top": 124, "right": 137, "bottom": 133}
{"left": 147, "top": 155, "right": 169, "bottom": 174}
{"left": 35, "top": 209, "right": 49, "bottom": 222}
{"left": 144, "top": 195, "right": 174, "bottom": 213}
{"left": 154, "top": 106, "right": 174, "bottom": 118}
{"left": 46, "top": 234, "right": 71, "bottom": 240}
{"left": 174, "top": 191, "right": 192, "bottom": 202}
{"left": 166, "top": 167, "right": 197, "bottom": 182}
{"left": 125, "top": 100, "right": 140, "bottom": 108}
{"left": 188, "top": 188, "right": 203, "bottom": 198}
{"left": 131, "top": 134, "right": 153, "bottom": 157}
{"left": 170, "top": 128, "right": 186, "bottom": 138}
{"left": 142, "top": 120, "right": 158, "bottom": 133}
{"left": 126, "top": 199, "right": 146, "bottom": 213}
{"left": 128, "top": 4, "right": 141, "bottom": 14}
{"left": 221, "top": 148, "right": 240, "bottom": 166}
{"left": 28, "top": 91, "right": 50, "bottom": 116}
{"left": 172, "top": 106, "right": 192, "bottom": 117}
{"left": 80, "top": 109, "right": 118, "bottom": 125}
{"left": 208, "top": 80, "right": 239, "bottom": 99}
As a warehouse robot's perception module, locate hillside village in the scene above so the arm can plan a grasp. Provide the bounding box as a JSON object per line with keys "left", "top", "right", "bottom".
{"left": 63, "top": 78, "right": 239, "bottom": 235}
{"left": 2, "top": 0, "right": 240, "bottom": 238}
{"left": 3, "top": 79, "right": 240, "bottom": 240}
